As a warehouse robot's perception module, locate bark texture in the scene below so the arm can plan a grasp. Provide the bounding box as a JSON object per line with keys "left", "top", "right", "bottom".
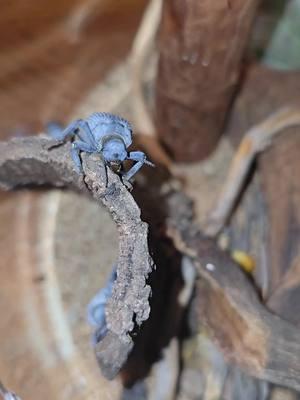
{"left": 226, "top": 64, "right": 300, "bottom": 321}
{"left": 166, "top": 201, "right": 300, "bottom": 392}
{"left": 155, "top": 0, "right": 260, "bottom": 161}
{"left": 0, "top": 136, "right": 154, "bottom": 379}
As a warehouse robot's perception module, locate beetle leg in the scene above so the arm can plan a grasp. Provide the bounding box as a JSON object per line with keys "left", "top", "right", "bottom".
{"left": 98, "top": 153, "right": 109, "bottom": 187}
{"left": 0, "top": 380, "right": 21, "bottom": 400}
{"left": 123, "top": 151, "right": 154, "bottom": 181}
{"left": 118, "top": 163, "right": 133, "bottom": 190}
{"left": 76, "top": 120, "right": 97, "bottom": 147}
{"left": 47, "top": 119, "right": 82, "bottom": 141}
{"left": 71, "top": 140, "right": 94, "bottom": 173}
{"left": 47, "top": 119, "right": 97, "bottom": 148}
{"left": 104, "top": 162, "right": 109, "bottom": 187}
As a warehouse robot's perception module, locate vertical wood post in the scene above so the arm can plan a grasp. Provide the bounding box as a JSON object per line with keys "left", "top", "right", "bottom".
{"left": 155, "top": 0, "right": 260, "bottom": 161}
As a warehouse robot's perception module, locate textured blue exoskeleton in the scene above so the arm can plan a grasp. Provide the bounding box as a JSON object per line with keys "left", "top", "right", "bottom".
{"left": 87, "top": 266, "right": 117, "bottom": 345}
{"left": 47, "top": 112, "right": 154, "bottom": 185}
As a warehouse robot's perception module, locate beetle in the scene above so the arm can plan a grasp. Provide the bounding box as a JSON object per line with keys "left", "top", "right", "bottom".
{"left": 86, "top": 266, "right": 117, "bottom": 345}
{"left": 47, "top": 112, "right": 154, "bottom": 186}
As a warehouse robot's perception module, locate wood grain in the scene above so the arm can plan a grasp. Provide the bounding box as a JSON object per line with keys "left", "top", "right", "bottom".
{"left": 155, "top": 0, "right": 260, "bottom": 161}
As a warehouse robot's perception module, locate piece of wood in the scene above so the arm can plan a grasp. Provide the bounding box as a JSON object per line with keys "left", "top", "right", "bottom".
{"left": 227, "top": 64, "right": 300, "bottom": 146}
{"left": 210, "top": 63, "right": 300, "bottom": 398}
{"left": 3, "top": 130, "right": 300, "bottom": 394}
{"left": 0, "top": 136, "right": 154, "bottom": 379}
{"left": 260, "top": 130, "right": 300, "bottom": 314}
{"left": 203, "top": 105, "right": 300, "bottom": 237}
{"left": 0, "top": 0, "right": 147, "bottom": 137}
{"left": 226, "top": 64, "right": 300, "bottom": 310}
{"left": 0, "top": 189, "right": 123, "bottom": 400}
{"left": 166, "top": 201, "right": 300, "bottom": 392}
{"left": 155, "top": 0, "right": 260, "bottom": 161}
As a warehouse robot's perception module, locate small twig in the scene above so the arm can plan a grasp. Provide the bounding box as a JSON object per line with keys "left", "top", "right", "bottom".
{"left": 203, "top": 106, "right": 300, "bottom": 237}
{"left": 130, "top": 0, "right": 162, "bottom": 138}
{"left": 129, "top": 0, "right": 174, "bottom": 170}
{"left": 63, "top": 0, "right": 100, "bottom": 42}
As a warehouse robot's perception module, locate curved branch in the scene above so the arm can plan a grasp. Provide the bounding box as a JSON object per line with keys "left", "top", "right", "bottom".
{"left": 0, "top": 136, "right": 154, "bottom": 379}
{"left": 167, "top": 213, "right": 300, "bottom": 392}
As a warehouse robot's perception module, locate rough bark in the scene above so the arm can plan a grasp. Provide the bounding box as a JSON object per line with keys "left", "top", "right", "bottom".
{"left": 155, "top": 0, "right": 260, "bottom": 161}
{"left": 226, "top": 64, "right": 300, "bottom": 321}
{"left": 0, "top": 136, "right": 154, "bottom": 379}
{"left": 166, "top": 210, "right": 300, "bottom": 392}
{"left": 3, "top": 133, "right": 300, "bottom": 392}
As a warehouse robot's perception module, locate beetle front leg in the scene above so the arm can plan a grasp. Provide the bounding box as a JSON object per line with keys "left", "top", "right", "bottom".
{"left": 71, "top": 140, "right": 94, "bottom": 173}
{"left": 123, "top": 151, "right": 154, "bottom": 181}
{"left": 103, "top": 161, "right": 109, "bottom": 187}
{"left": 76, "top": 120, "right": 97, "bottom": 147}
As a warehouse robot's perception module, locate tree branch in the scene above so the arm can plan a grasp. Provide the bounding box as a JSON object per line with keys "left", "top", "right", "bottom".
{"left": 0, "top": 136, "right": 154, "bottom": 379}
{"left": 167, "top": 207, "right": 300, "bottom": 392}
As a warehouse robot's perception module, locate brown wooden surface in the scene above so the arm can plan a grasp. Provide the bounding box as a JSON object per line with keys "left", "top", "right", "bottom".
{"left": 227, "top": 64, "right": 300, "bottom": 146}
{"left": 0, "top": 136, "right": 155, "bottom": 384}
{"left": 260, "top": 132, "right": 300, "bottom": 314}
{"left": 0, "top": 190, "right": 121, "bottom": 400}
{"left": 155, "top": 0, "right": 260, "bottom": 161}
{"left": 167, "top": 217, "right": 300, "bottom": 392}
{"left": 227, "top": 64, "right": 300, "bottom": 317}
{"left": 201, "top": 63, "right": 300, "bottom": 397}
{"left": 0, "top": 0, "right": 147, "bottom": 138}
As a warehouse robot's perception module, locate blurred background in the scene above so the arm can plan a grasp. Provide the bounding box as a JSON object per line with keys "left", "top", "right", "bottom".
{"left": 0, "top": 0, "right": 147, "bottom": 137}
{"left": 1, "top": 1, "right": 300, "bottom": 399}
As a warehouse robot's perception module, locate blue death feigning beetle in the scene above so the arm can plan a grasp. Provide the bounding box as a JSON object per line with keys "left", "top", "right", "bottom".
{"left": 47, "top": 112, "right": 154, "bottom": 186}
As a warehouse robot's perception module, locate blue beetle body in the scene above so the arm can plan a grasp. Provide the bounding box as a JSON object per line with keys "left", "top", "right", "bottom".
{"left": 47, "top": 112, "right": 153, "bottom": 185}
{"left": 87, "top": 266, "right": 117, "bottom": 345}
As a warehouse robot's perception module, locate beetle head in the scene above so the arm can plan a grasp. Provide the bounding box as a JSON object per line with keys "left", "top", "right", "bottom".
{"left": 101, "top": 136, "right": 127, "bottom": 164}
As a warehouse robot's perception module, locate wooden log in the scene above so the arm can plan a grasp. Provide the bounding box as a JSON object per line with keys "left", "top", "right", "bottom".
{"left": 167, "top": 220, "right": 300, "bottom": 392}
{"left": 155, "top": 0, "right": 260, "bottom": 161}
{"left": 226, "top": 64, "right": 300, "bottom": 320}
{"left": 0, "top": 136, "right": 155, "bottom": 379}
